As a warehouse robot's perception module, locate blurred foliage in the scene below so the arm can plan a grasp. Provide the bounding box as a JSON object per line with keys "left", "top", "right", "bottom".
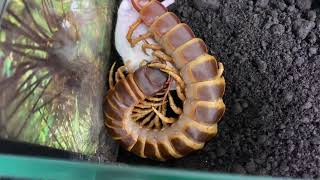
{"left": 0, "top": 0, "right": 114, "bottom": 154}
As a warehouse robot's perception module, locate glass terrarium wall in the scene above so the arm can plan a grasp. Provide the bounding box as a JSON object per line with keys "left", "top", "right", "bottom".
{"left": 0, "top": 0, "right": 116, "bottom": 160}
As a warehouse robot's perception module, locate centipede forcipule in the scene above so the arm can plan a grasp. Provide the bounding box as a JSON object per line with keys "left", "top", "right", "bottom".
{"left": 105, "top": 0, "right": 226, "bottom": 161}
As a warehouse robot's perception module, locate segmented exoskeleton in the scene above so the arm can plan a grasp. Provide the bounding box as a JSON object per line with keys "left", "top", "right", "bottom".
{"left": 105, "top": 0, "right": 226, "bottom": 161}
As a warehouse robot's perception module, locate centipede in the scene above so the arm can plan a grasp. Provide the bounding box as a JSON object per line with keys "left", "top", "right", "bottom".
{"left": 104, "top": 0, "right": 226, "bottom": 161}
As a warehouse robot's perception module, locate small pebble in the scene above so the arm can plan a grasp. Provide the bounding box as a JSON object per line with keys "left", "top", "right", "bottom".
{"left": 257, "top": 60, "right": 268, "bottom": 73}
{"left": 293, "top": 19, "right": 316, "bottom": 39}
{"left": 296, "top": 0, "right": 312, "bottom": 10}
{"left": 256, "top": 0, "right": 269, "bottom": 8}
{"left": 233, "top": 164, "right": 247, "bottom": 174}
{"left": 284, "top": 0, "right": 295, "bottom": 5}
{"left": 233, "top": 102, "right": 243, "bottom": 114}
{"left": 309, "top": 47, "right": 318, "bottom": 55}
{"left": 285, "top": 92, "right": 294, "bottom": 103}
{"left": 295, "top": 57, "right": 305, "bottom": 66}
{"left": 246, "top": 160, "right": 257, "bottom": 173}
{"left": 301, "top": 117, "right": 310, "bottom": 123}
{"left": 307, "top": 11, "right": 316, "bottom": 22}
{"left": 258, "top": 135, "right": 268, "bottom": 144}
{"left": 193, "top": 0, "right": 220, "bottom": 10}
{"left": 271, "top": 24, "right": 285, "bottom": 35}
{"left": 261, "top": 41, "right": 268, "bottom": 50}
{"left": 276, "top": 2, "right": 287, "bottom": 11}
{"left": 194, "top": 11, "right": 201, "bottom": 19}
{"left": 308, "top": 32, "right": 317, "bottom": 43}
{"left": 216, "top": 147, "right": 226, "bottom": 157}
{"left": 242, "top": 101, "right": 249, "bottom": 108}
{"left": 280, "top": 161, "right": 290, "bottom": 172}
{"left": 287, "top": 5, "right": 296, "bottom": 12}
{"left": 312, "top": 136, "right": 320, "bottom": 145}
{"left": 302, "top": 102, "right": 312, "bottom": 110}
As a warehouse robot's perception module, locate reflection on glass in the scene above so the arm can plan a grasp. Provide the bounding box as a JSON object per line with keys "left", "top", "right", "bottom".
{"left": 0, "top": 0, "right": 115, "bottom": 156}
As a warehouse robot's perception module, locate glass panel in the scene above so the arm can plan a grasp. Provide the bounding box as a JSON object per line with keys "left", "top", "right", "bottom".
{"left": 0, "top": 0, "right": 117, "bottom": 159}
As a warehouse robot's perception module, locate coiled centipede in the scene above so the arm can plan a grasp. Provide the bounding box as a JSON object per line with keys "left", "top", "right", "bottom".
{"left": 104, "top": 0, "right": 226, "bottom": 161}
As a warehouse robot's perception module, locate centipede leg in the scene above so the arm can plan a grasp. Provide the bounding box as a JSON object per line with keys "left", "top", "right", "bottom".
{"left": 135, "top": 102, "right": 163, "bottom": 109}
{"left": 176, "top": 84, "right": 186, "bottom": 101}
{"left": 142, "top": 100, "right": 167, "bottom": 107}
{"left": 142, "top": 41, "right": 162, "bottom": 55}
{"left": 148, "top": 63, "right": 178, "bottom": 74}
{"left": 156, "top": 92, "right": 166, "bottom": 96}
{"left": 108, "top": 62, "right": 116, "bottom": 88}
{"left": 152, "top": 107, "right": 176, "bottom": 124}
{"left": 146, "top": 96, "right": 164, "bottom": 102}
{"left": 126, "top": 18, "right": 142, "bottom": 46}
{"left": 218, "top": 62, "right": 224, "bottom": 77}
{"left": 160, "top": 69, "right": 185, "bottom": 89}
{"left": 141, "top": 112, "right": 155, "bottom": 126}
{"left": 115, "top": 65, "right": 127, "bottom": 82}
{"left": 147, "top": 118, "right": 155, "bottom": 128}
{"left": 161, "top": 100, "right": 168, "bottom": 128}
{"left": 152, "top": 50, "right": 173, "bottom": 62}
{"left": 168, "top": 92, "right": 182, "bottom": 115}
{"left": 132, "top": 108, "right": 154, "bottom": 114}
{"left": 153, "top": 106, "right": 161, "bottom": 129}
{"left": 131, "top": 32, "right": 153, "bottom": 46}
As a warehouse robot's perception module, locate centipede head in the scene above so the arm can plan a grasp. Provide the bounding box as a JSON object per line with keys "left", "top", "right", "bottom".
{"left": 131, "top": 0, "right": 150, "bottom": 12}
{"left": 133, "top": 65, "right": 169, "bottom": 97}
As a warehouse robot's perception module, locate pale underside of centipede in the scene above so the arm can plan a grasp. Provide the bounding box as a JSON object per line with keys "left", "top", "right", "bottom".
{"left": 104, "top": 0, "right": 226, "bottom": 161}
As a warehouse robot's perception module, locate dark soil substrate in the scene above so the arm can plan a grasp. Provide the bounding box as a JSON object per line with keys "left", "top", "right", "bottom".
{"left": 117, "top": 0, "right": 320, "bottom": 178}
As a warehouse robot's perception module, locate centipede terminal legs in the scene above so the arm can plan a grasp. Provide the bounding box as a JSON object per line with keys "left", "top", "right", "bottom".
{"left": 108, "top": 62, "right": 116, "bottom": 88}
{"left": 116, "top": 65, "right": 128, "bottom": 82}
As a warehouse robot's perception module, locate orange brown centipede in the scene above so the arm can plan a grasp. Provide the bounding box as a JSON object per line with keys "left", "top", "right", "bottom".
{"left": 104, "top": 0, "right": 226, "bottom": 161}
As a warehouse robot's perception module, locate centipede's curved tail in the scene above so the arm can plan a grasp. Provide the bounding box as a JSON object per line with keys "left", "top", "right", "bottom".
{"left": 105, "top": 0, "right": 225, "bottom": 161}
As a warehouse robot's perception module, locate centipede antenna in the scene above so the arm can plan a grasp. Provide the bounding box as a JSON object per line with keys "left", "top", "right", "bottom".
{"left": 131, "top": 32, "right": 153, "bottom": 46}
{"left": 126, "top": 18, "right": 142, "bottom": 46}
